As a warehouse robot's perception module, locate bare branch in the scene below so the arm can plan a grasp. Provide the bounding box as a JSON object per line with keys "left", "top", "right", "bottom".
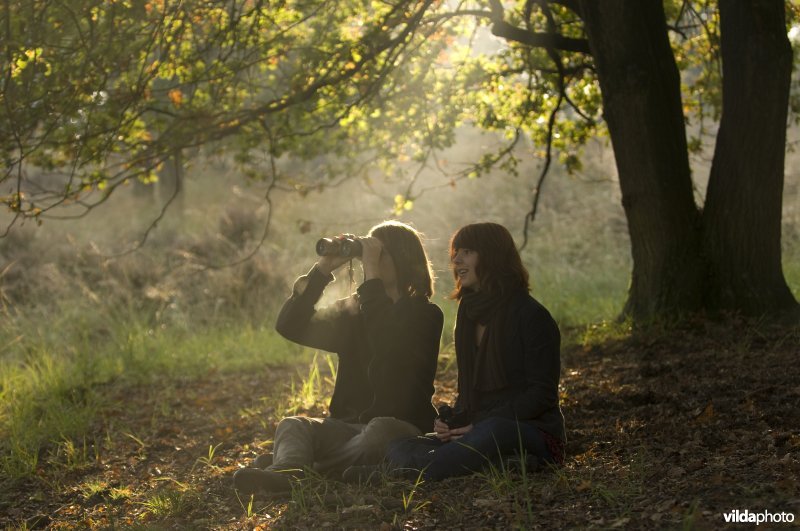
{"left": 193, "top": 123, "right": 279, "bottom": 271}
{"left": 520, "top": 0, "right": 568, "bottom": 252}
{"left": 104, "top": 152, "right": 182, "bottom": 258}
{"left": 520, "top": 92, "right": 563, "bottom": 252}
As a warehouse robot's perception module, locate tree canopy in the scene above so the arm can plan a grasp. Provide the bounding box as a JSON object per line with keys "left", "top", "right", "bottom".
{"left": 0, "top": 1, "right": 744, "bottom": 216}
{"left": 3, "top": 0, "right": 799, "bottom": 319}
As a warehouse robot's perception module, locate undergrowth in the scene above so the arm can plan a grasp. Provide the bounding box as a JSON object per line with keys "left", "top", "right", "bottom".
{"left": 0, "top": 306, "right": 301, "bottom": 478}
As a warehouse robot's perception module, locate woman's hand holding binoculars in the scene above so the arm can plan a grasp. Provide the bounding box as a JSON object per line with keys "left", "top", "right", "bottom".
{"left": 314, "top": 235, "right": 384, "bottom": 281}
{"left": 316, "top": 252, "right": 352, "bottom": 277}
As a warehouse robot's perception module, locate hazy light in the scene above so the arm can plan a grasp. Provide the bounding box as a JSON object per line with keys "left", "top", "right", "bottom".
{"left": 789, "top": 25, "right": 800, "bottom": 44}
{"left": 91, "top": 90, "right": 108, "bottom": 105}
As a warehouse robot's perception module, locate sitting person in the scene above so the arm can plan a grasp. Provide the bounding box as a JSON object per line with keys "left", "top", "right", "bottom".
{"left": 233, "top": 221, "right": 443, "bottom": 494}
{"left": 383, "top": 222, "right": 565, "bottom": 481}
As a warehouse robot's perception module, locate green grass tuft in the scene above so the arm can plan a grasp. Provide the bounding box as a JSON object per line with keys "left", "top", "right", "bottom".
{"left": 0, "top": 304, "right": 303, "bottom": 479}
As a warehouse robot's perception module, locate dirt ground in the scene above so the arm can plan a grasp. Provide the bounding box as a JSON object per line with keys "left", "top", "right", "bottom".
{"left": 1, "top": 317, "right": 799, "bottom": 529}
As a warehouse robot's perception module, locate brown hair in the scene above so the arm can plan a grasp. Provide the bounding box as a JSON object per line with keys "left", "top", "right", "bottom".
{"left": 369, "top": 220, "right": 434, "bottom": 299}
{"left": 449, "top": 222, "right": 529, "bottom": 299}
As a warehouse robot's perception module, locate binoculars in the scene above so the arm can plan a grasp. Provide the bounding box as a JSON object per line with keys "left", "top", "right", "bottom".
{"left": 315, "top": 236, "right": 362, "bottom": 258}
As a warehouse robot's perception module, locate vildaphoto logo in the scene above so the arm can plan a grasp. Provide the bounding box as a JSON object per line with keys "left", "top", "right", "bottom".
{"left": 722, "top": 509, "right": 795, "bottom": 525}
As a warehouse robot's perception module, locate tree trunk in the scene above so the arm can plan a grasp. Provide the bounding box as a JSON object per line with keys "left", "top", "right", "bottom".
{"left": 579, "top": 1, "right": 704, "bottom": 320}
{"left": 702, "top": 0, "right": 798, "bottom": 314}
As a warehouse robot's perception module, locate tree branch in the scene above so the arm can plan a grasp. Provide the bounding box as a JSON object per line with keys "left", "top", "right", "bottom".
{"left": 488, "top": 0, "right": 590, "bottom": 54}
{"left": 490, "top": 21, "right": 589, "bottom": 53}
{"left": 520, "top": 0, "right": 568, "bottom": 252}
{"left": 194, "top": 125, "right": 279, "bottom": 270}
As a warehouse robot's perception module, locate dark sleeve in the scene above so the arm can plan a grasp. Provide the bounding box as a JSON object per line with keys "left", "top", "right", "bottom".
{"left": 478, "top": 304, "right": 561, "bottom": 422}
{"left": 274, "top": 265, "right": 353, "bottom": 353}
{"left": 357, "top": 280, "right": 444, "bottom": 424}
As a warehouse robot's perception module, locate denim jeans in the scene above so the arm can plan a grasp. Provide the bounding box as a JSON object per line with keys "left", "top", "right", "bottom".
{"left": 386, "top": 416, "right": 555, "bottom": 481}
{"left": 269, "top": 416, "right": 421, "bottom": 476}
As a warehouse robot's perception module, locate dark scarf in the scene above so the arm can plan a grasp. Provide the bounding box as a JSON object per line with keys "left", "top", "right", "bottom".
{"left": 454, "top": 289, "right": 514, "bottom": 415}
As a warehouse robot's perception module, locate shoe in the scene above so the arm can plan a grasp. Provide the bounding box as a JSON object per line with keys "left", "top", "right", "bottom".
{"left": 341, "top": 464, "right": 383, "bottom": 485}
{"left": 233, "top": 468, "right": 296, "bottom": 495}
{"left": 252, "top": 453, "right": 273, "bottom": 468}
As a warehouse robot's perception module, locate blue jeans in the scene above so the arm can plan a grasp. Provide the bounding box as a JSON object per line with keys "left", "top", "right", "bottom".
{"left": 386, "top": 416, "right": 555, "bottom": 481}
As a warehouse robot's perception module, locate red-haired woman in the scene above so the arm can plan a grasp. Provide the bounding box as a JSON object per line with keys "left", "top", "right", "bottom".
{"left": 383, "top": 222, "right": 565, "bottom": 480}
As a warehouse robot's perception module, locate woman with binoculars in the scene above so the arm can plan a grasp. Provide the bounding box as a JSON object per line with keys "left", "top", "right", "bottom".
{"left": 233, "top": 221, "right": 443, "bottom": 495}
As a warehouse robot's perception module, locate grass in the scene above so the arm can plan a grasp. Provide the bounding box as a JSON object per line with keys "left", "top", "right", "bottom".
{"left": 529, "top": 251, "right": 630, "bottom": 328}
{"left": 576, "top": 318, "right": 634, "bottom": 347}
{"left": 282, "top": 352, "right": 337, "bottom": 417}
{"left": 0, "top": 303, "right": 306, "bottom": 479}
{"left": 140, "top": 480, "right": 201, "bottom": 519}
{"left": 400, "top": 470, "right": 430, "bottom": 513}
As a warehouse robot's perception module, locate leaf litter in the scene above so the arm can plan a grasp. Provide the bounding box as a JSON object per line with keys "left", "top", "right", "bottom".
{"left": 0, "top": 318, "right": 798, "bottom": 529}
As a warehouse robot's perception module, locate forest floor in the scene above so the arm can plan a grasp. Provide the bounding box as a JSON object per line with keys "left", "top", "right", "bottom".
{"left": 1, "top": 317, "right": 799, "bottom": 530}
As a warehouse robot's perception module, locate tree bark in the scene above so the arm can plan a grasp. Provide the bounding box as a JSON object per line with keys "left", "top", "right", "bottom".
{"left": 579, "top": 0, "right": 704, "bottom": 320}
{"left": 702, "top": 0, "right": 797, "bottom": 314}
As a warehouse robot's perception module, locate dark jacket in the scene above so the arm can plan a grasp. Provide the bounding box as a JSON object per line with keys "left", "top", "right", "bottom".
{"left": 455, "top": 291, "right": 566, "bottom": 442}
{"left": 275, "top": 266, "right": 444, "bottom": 433}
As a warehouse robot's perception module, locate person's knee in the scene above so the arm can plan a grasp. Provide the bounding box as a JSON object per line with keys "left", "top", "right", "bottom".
{"left": 363, "top": 417, "right": 419, "bottom": 444}
{"left": 275, "top": 416, "right": 309, "bottom": 437}
{"left": 386, "top": 439, "right": 402, "bottom": 461}
{"left": 470, "top": 417, "right": 527, "bottom": 447}
{"left": 386, "top": 436, "right": 418, "bottom": 465}
{"left": 277, "top": 416, "right": 306, "bottom": 428}
{"left": 359, "top": 417, "right": 420, "bottom": 460}
{"left": 471, "top": 417, "right": 546, "bottom": 460}
{"left": 473, "top": 416, "right": 512, "bottom": 433}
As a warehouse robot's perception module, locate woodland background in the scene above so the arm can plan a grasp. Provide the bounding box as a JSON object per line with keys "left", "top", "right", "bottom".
{"left": 2, "top": 1, "right": 800, "bottom": 528}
